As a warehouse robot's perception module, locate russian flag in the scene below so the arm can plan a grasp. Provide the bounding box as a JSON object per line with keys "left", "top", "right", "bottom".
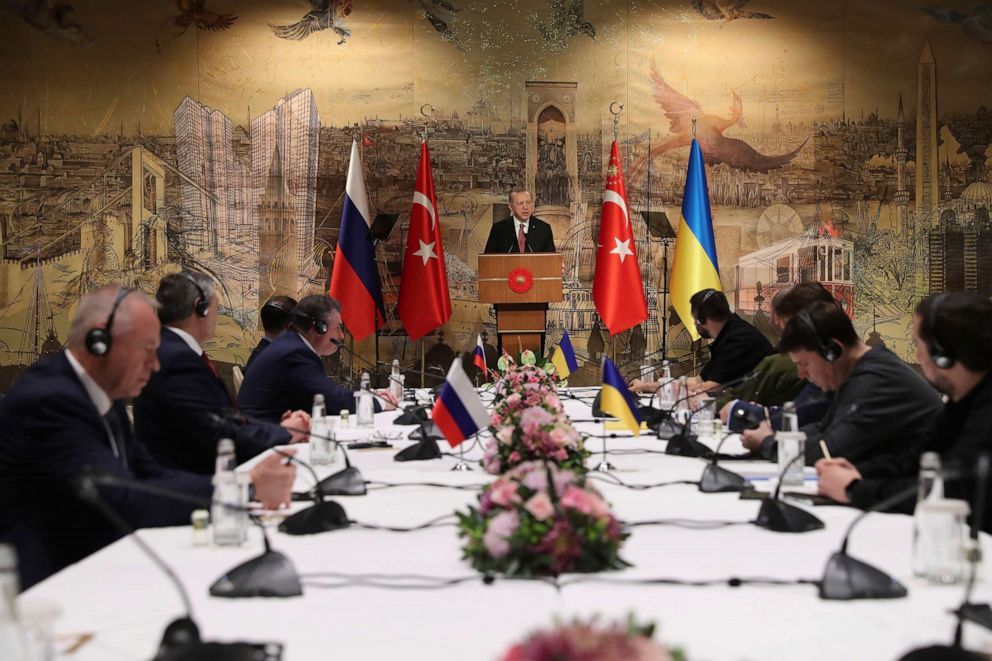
{"left": 329, "top": 140, "right": 386, "bottom": 341}
{"left": 473, "top": 334, "right": 487, "bottom": 376}
{"left": 431, "top": 357, "right": 490, "bottom": 448}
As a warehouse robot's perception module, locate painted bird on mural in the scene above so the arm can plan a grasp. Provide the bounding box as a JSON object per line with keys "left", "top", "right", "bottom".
{"left": 271, "top": 0, "right": 353, "bottom": 44}
{"left": 924, "top": 3, "right": 992, "bottom": 48}
{"left": 691, "top": 0, "right": 773, "bottom": 21}
{"left": 155, "top": 0, "right": 236, "bottom": 50}
{"left": 537, "top": 0, "right": 596, "bottom": 50}
{"left": 6, "top": 0, "right": 95, "bottom": 47}
{"left": 629, "top": 63, "right": 807, "bottom": 178}
{"left": 416, "top": 0, "right": 465, "bottom": 52}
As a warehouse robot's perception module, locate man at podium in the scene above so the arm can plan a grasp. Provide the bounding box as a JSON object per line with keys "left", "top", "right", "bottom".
{"left": 484, "top": 188, "right": 555, "bottom": 254}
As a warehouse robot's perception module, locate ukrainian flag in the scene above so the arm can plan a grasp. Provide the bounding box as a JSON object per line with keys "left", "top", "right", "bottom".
{"left": 600, "top": 358, "right": 642, "bottom": 436}
{"left": 670, "top": 139, "right": 722, "bottom": 341}
{"left": 550, "top": 330, "right": 579, "bottom": 380}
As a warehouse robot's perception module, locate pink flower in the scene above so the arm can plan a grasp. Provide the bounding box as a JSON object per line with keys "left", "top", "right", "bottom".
{"left": 522, "top": 469, "right": 548, "bottom": 492}
{"left": 548, "top": 427, "right": 569, "bottom": 447}
{"left": 490, "top": 479, "right": 522, "bottom": 508}
{"left": 491, "top": 413, "right": 503, "bottom": 426}
{"left": 496, "top": 427, "right": 514, "bottom": 445}
{"left": 560, "top": 485, "right": 592, "bottom": 514}
{"left": 520, "top": 406, "right": 554, "bottom": 432}
{"left": 554, "top": 448, "right": 568, "bottom": 461}
{"left": 585, "top": 491, "right": 612, "bottom": 520}
{"left": 483, "top": 510, "right": 519, "bottom": 558}
{"left": 524, "top": 492, "right": 554, "bottom": 521}
{"left": 508, "top": 450, "right": 522, "bottom": 464}
{"left": 545, "top": 393, "right": 562, "bottom": 411}
{"left": 483, "top": 443, "right": 502, "bottom": 474}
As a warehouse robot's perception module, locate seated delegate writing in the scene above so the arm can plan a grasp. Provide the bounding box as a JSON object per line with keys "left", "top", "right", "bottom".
{"left": 741, "top": 300, "right": 942, "bottom": 469}
{"left": 816, "top": 292, "right": 992, "bottom": 533}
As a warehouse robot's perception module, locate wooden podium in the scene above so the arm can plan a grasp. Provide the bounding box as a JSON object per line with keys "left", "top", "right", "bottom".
{"left": 478, "top": 253, "right": 563, "bottom": 355}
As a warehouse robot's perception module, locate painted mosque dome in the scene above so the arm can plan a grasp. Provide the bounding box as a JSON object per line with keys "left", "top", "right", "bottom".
{"left": 961, "top": 180, "right": 992, "bottom": 207}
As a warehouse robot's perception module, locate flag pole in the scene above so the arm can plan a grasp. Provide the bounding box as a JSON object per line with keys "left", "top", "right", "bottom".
{"left": 417, "top": 103, "right": 436, "bottom": 390}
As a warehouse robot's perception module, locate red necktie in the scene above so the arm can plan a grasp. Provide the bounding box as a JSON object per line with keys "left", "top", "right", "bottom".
{"left": 203, "top": 352, "right": 238, "bottom": 410}
{"left": 517, "top": 223, "right": 526, "bottom": 253}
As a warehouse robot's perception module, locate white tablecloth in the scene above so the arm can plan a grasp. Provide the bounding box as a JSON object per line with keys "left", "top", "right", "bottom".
{"left": 21, "top": 389, "right": 992, "bottom": 660}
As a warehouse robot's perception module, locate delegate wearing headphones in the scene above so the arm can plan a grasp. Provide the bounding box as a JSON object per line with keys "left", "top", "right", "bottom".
{"left": 245, "top": 295, "right": 299, "bottom": 374}
{"left": 238, "top": 294, "right": 398, "bottom": 423}
{"left": 815, "top": 291, "right": 992, "bottom": 533}
{"left": 742, "top": 300, "right": 942, "bottom": 469}
{"left": 133, "top": 272, "right": 306, "bottom": 475}
{"left": 689, "top": 288, "right": 774, "bottom": 390}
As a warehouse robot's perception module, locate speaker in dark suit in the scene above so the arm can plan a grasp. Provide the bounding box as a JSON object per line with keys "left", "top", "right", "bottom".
{"left": 0, "top": 350, "right": 213, "bottom": 589}
{"left": 483, "top": 188, "right": 556, "bottom": 254}
{"left": 134, "top": 328, "right": 292, "bottom": 474}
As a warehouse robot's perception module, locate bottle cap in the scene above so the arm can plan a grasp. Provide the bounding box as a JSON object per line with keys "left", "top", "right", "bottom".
{"left": 217, "top": 438, "right": 235, "bottom": 454}
{"left": 0, "top": 544, "right": 17, "bottom": 571}
{"left": 920, "top": 451, "right": 941, "bottom": 470}
{"left": 314, "top": 393, "right": 325, "bottom": 405}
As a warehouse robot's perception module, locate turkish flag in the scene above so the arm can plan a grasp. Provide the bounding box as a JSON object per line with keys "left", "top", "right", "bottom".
{"left": 593, "top": 140, "right": 648, "bottom": 335}
{"left": 398, "top": 141, "right": 452, "bottom": 340}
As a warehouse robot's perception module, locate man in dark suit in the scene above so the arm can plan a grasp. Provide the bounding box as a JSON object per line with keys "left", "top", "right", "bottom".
{"left": 134, "top": 272, "right": 307, "bottom": 474}
{"left": 0, "top": 286, "right": 296, "bottom": 589}
{"left": 238, "top": 294, "right": 398, "bottom": 422}
{"left": 484, "top": 188, "right": 555, "bottom": 254}
{"left": 246, "top": 295, "right": 297, "bottom": 374}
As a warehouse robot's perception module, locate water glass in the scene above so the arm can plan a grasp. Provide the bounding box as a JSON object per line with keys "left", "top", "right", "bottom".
{"left": 915, "top": 498, "right": 971, "bottom": 584}
{"left": 775, "top": 431, "right": 806, "bottom": 487}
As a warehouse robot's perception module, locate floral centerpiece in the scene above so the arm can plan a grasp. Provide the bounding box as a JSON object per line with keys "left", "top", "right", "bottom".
{"left": 483, "top": 354, "right": 587, "bottom": 474}
{"left": 491, "top": 353, "right": 558, "bottom": 404}
{"left": 457, "top": 462, "right": 628, "bottom": 577}
{"left": 501, "top": 616, "right": 684, "bottom": 661}
{"left": 483, "top": 393, "right": 588, "bottom": 474}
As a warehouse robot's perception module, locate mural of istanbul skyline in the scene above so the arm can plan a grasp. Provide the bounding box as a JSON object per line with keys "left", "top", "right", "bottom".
{"left": 0, "top": 0, "right": 990, "bottom": 388}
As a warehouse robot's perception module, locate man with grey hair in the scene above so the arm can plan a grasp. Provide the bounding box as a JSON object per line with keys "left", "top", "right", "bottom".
{"left": 483, "top": 187, "right": 555, "bottom": 254}
{"left": 239, "top": 293, "right": 398, "bottom": 422}
{"left": 134, "top": 271, "right": 308, "bottom": 474}
{"left": 0, "top": 285, "right": 297, "bottom": 589}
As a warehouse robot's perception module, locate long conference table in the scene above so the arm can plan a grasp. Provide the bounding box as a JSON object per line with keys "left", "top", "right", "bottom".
{"left": 21, "top": 388, "right": 992, "bottom": 660}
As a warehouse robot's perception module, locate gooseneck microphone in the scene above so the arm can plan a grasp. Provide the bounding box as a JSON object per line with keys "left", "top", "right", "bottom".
{"left": 661, "top": 371, "right": 759, "bottom": 458}
{"left": 753, "top": 451, "right": 826, "bottom": 534}
{"left": 75, "top": 469, "right": 302, "bottom": 610}
{"left": 698, "top": 431, "right": 750, "bottom": 493}
{"left": 819, "top": 461, "right": 974, "bottom": 603}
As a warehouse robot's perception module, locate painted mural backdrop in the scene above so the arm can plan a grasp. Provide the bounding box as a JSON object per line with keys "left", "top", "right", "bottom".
{"left": 1, "top": 0, "right": 990, "bottom": 388}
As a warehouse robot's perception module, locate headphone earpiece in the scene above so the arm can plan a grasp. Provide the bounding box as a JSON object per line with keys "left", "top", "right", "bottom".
{"left": 928, "top": 294, "right": 955, "bottom": 369}
{"left": 797, "top": 308, "right": 843, "bottom": 363}
{"left": 313, "top": 318, "right": 328, "bottom": 335}
{"left": 177, "top": 272, "right": 210, "bottom": 318}
{"left": 85, "top": 288, "right": 135, "bottom": 356}
{"left": 693, "top": 288, "right": 719, "bottom": 328}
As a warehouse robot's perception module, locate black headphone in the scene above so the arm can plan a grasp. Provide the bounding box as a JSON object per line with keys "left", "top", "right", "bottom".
{"left": 293, "top": 310, "right": 328, "bottom": 335}
{"left": 263, "top": 298, "right": 293, "bottom": 315}
{"left": 694, "top": 288, "right": 719, "bottom": 326}
{"left": 927, "top": 294, "right": 955, "bottom": 369}
{"left": 797, "top": 308, "right": 843, "bottom": 363}
{"left": 177, "top": 272, "right": 209, "bottom": 318}
{"left": 85, "top": 287, "right": 135, "bottom": 356}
